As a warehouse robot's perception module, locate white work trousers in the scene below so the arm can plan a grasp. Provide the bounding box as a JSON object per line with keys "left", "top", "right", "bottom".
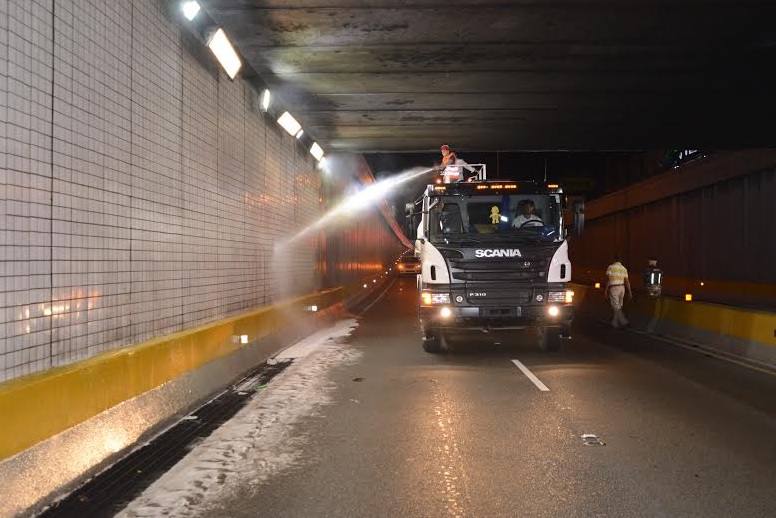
{"left": 609, "top": 285, "right": 629, "bottom": 328}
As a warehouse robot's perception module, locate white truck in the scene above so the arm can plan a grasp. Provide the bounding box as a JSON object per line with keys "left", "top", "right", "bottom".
{"left": 413, "top": 166, "right": 583, "bottom": 352}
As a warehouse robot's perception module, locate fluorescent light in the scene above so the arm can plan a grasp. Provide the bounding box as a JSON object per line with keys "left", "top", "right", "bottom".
{"left": 181, "top": 1, "right": 201, "bottom": 21}
{"left": 261, "top": 89, "right": 271, "bottom": 112}
{"left": 207, "top": 28, "right": 242, "bottom": 80}
{"left": 277, "top": 111, "right": 302, "bottom": 136}
{"left": 318, "top": 156, "right": 329, "bottom": 173}
{"left": 310, "top": 142, "right": 324, "bottom": 161}
{"left": 295, "top": 129, "right": 304, "bottom": 139}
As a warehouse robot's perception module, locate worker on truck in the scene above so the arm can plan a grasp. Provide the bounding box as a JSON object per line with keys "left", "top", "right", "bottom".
{"left": 436, "top": 144, "right": 476, "bottom": 183}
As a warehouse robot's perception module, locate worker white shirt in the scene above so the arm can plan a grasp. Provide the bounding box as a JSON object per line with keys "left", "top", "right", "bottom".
{"left": 606, "top": 262, "right": 629, "bottom": 286}
{"left": 511, "top": 214, "right": 542, "bottom": 228}
{"left": 442, "top": 164, "right": 461, "bottom": 183}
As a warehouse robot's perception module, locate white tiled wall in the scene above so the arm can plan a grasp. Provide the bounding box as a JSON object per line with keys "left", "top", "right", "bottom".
{"left": 0, "top": 0, "right": 333, "bottom": 382}
{"left": 2, "top": 0, "right": 55, "bottom": 379}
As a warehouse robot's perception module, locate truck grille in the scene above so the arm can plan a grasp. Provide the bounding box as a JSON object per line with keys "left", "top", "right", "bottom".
{"left": 463, "top": 284, "right": 534, "bottom": 305}
{"left": 448, "top": 258, "right": 547, "bottom": 282}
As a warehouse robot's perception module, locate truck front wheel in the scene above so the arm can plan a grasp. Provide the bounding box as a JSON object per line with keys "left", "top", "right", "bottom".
{"left": 422, "top": 331, "right": 445, "bottom": 353}
{"left": 537, "top": 327, "right": 562, "bottom": 352}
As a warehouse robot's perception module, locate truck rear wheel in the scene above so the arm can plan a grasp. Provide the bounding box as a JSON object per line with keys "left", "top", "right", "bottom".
{"left": 537, "top": 327, "right": 562, "bottom": 352}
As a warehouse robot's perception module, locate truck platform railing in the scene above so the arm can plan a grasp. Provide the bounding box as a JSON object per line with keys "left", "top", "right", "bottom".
{"left": 440, "top": 162, "right": 487, "bottom": 182}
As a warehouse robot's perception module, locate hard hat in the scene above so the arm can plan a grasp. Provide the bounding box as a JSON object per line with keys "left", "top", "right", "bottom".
{"left": 440, "top": 144, "right": 450, "bottom": 151}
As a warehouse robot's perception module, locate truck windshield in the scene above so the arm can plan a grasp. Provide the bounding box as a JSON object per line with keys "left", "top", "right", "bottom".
{"left": 429, "top": 195, "right": 560, "bottom": 243}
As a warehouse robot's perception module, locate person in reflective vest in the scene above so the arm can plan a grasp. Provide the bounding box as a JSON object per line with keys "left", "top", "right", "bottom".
{"left": 644, "top": 257, "right": 663, "bottom": 297}
{"left": 439, "top": 144, "right": 461, "bottom": 183}
{"left": 437, "top": 144, "right": 478, "bottom": 183}
{"left": 605, "top": 255, "right": 633, "bottom": 328}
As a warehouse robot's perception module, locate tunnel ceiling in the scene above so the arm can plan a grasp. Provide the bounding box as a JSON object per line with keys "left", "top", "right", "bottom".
{"left": 201, "top": 0, "right": 776, "bottom": 152}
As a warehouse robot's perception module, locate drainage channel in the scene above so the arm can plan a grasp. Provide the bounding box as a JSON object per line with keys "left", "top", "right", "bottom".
{"left": 40, "top": 360, "right": 293, "bottom": 518}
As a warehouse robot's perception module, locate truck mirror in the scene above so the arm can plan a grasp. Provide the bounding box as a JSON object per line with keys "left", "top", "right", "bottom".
{"left": 407, "top": 218, "right": 418, "bottom": 243}
{"left": 572, "top": 200, "right": 585, "bottom": 237}
{"left": 405, "top": 213, "right": 418, "bottom": 240}
{"left": 405, "top": 203, "right": 414, "bottom": 217}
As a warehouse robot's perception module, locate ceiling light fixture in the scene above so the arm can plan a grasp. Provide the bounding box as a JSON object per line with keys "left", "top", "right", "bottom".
{"left": 277, "top": 112, "right": 302, "bottom": 136}
{"left": 207, "top": 28, "right": 242, "bottom": 80}
{"left": 310, "top": 142, "right": 324, "bottom": 161}
{"left": 181, "top": 1, "right": 201, "bottom": 21}
{"left": 261, "top": 89, "right": 271, "bottom": 112}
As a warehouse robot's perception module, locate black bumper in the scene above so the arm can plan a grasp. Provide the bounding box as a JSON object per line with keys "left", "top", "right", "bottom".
{"left": 419, "top": 305, "right": 573, "bottom": 332}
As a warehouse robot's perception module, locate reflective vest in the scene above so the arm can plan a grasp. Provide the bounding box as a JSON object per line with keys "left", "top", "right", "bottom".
{"left": 441, "top": 153, "right": 460, "bottom": 183}
{"left": 645, "top": 267, "right": 663, "bottom": 286}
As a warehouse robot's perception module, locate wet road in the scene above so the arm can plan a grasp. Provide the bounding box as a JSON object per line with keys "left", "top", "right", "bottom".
{"left": 133, "top": 277, "right": 776, "bottom": 517}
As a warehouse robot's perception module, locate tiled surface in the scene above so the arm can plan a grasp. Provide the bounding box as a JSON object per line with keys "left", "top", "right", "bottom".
{"left": 0, "top": 0, "right": 401, "bottom": 383}
{"left": 2, "top": 0, "right": 55, "bottom": 380}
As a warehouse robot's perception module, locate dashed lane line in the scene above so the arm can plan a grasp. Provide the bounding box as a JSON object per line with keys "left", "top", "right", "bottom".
{"left": 511, "top": 359, "right": 550, "bottom": 392}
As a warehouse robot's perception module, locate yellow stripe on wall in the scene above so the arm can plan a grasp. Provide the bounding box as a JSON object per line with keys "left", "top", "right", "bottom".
{"left": 571, "top": 282, "right": 776, "bottom": 348}
{"left": 654, "top": 297, "right": 776, "bottom": 347}
{"left": 574, "top": 267, "right": 776, "bottom": 303}
{"left": 0, "top": 287, "right": 345, "bottom": 461}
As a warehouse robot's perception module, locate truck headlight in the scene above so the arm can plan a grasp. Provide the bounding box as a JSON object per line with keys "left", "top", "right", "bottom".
{"left": 548, "top": 305, "right": 560, "bottom": 317}
{"left": 421, "top": 291, "right": 450, "bottom": 305}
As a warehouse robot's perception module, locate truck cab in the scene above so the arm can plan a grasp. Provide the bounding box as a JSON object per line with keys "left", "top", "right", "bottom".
{"left": 414, "top": 173, "right": 581, "bottom": 352}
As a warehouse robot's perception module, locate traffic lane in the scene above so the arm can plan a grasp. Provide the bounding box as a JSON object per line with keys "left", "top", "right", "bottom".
{"left": 575, "top": 317, "right": 776, "bottom": 417}
{"left": 209, "top": 277, "right": 776, "bottom": 517}
{"left": 209, "top": 277, "right": 581, "bottom": 517}
{"left": 495, "top": 325, "right": 776, "bottom": 517}
{"left": 422, "top": 329, "right": 776, "bottom": 517}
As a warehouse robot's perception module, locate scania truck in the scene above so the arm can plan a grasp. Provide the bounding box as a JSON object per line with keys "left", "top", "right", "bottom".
{"left": 413, "top": 167, "right": 582, "bottom": 352}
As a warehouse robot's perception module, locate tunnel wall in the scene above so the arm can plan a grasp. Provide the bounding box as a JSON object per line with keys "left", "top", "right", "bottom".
{"left": 0, "top": 0, "right": 405, "bottom": 384}
{"left": 570, "top": 150, "right": 776, "bottom": 307}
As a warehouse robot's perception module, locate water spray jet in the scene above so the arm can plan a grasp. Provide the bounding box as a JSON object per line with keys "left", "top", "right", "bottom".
{"left": 279, "top": 165, "right": 435, "bottom": 248}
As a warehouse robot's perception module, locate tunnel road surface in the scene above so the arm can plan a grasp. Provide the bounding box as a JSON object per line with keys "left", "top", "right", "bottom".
{"left": 122, "top": 278, "right": 776, "bottom": 518}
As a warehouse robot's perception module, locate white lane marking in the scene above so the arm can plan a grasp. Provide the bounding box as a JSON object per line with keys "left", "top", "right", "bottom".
{"left": 511, "top": 359, "right": 550, "bottom": 392}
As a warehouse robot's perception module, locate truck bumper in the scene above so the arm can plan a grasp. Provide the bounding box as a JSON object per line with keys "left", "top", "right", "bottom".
{"left": 419, "top": 305, "right": 573, "bottom": 333}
